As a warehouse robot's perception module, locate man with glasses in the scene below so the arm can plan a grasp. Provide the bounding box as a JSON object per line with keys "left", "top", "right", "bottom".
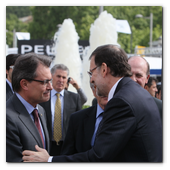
{"left": 22, "top": 45, "right": 162, "bottom": 162}
{"left": 6, "top": 54, "right": 20, "bottom": 101}
{"left": 6, "top": 53, "right": 52, "bottom": 162}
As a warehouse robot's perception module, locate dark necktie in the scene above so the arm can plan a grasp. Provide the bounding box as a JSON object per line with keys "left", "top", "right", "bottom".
{"left": 91, "top": 112, "right": 103, "bottom": 146}
{"left": 94, "top": 113, "right": 104, "bottom": 143}
{"left": 32, "top": 109, "right": 45, "bottom": 148}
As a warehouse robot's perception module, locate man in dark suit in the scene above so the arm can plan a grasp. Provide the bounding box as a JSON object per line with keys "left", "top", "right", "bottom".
{"left": 6, "top": 53, "right": 52, "bottom": 162}
{"left": 23, "top": 45, "right": 162, "bottom": 162}
{"left": 61, "top": 83, "right": 108, "bottom": 155}
{"left": 6, "top": 54, "right": 20, "bottom": 101}
{"left": 128, "top": 56, "right": 162, "bottom": 120}
{"left": 40, "top": 64, "right": 81, "bottom": 156}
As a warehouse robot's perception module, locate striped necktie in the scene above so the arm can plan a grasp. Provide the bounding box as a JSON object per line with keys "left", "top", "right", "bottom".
{"left": 53, "top": 93, "right": 62, "bottom": 145}
{"left": 32, "top": 109, "right": 45, "bottom": 148}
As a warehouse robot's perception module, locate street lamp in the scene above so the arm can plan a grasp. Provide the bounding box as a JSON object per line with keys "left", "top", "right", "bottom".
{"left": 135, "top": 13, "right": 153, "bottom": 48}
{"left": 99, "top": 6, "right": 103, "bottom": 15}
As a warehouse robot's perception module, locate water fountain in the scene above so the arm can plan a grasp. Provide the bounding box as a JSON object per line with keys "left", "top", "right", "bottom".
{"left": 82, "top": 11, "right": 119, "bottom": 105}
{"left": 52, "top": 18, "right": 82, "bottom": 93}
{"left": 52, "top": 11, "right": 119, "bottom": 106}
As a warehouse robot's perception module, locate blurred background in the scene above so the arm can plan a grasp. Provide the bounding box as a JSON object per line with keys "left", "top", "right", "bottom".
{"left": 6, "top": 6, "right": 162, "bottom": 106}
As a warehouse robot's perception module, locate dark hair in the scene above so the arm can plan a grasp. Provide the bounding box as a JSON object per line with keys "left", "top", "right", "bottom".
{"left": 145, "top": 77, "right": 158, "bottom": 88}
{"left": 89, "top": 44, "right": 132, "bottom": 77}
{"left": 157, "top": 85, "right": 161, "bottom": 95}
{"left": 6, "top": 54, "right": 20, "bottom": 78}
{"left": 12, "top": 53, "right": 52, "bottom": 92}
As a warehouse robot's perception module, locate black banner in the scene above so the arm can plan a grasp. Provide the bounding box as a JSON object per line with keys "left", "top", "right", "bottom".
{"left": 18, "top": 39, "right": 55, "bottom": 59}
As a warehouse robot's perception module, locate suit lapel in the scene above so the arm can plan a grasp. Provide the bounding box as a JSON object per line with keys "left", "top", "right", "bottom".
{"left": 12, "top": 94, "right": 44, "bottom": 148}
{"left": 83, "top": 106, "right": 97, "bottom": 150}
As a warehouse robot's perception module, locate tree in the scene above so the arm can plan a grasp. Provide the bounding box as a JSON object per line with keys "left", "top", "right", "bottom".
{"left": 6, "top": 14, "right": 29, "bottom": 47}
{"left": 6, "top": 6, "right": 162, "bottom": 53}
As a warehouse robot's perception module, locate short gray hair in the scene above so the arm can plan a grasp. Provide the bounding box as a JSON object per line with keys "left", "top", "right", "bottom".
{"left": 51, "top": 64, "right": 69, "bottom": 76}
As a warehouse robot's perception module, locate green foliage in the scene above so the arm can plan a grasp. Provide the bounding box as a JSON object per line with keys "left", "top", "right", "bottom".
{"left": 6, "top": 6, "right": 162, "bottom": 53}
{"left": 82, "top": 105, "right": 90, "bottom": 109}
{"left": 6, "top": 6, "right": 31, "bottom": 18}
{"left": 6, "top": 14, "right": 29, "bottom": 47}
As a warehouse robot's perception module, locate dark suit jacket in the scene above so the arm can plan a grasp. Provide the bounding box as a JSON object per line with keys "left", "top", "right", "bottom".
{"left": 6, "top": 94, "right": 50, "bottom": 162}
{"left": 40, "top": 89, "right": 81, "bottom": 141}
{"left": 153, "top": 97, "right": 162, "bottom": 120}
{"left": 53, "top": 77, "right": 162, "bottom": 162}
{"left": 61, "top": 106, "right": 96, "bottom": 155}
{"left": 6, "top": 81, "right": 13, "bottom": 101}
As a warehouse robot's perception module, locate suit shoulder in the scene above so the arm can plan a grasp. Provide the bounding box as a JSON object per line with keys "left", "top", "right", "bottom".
{"left": 153, "top": 97, "right": 162, "bottom": 104}
{"left": 71, "top": 105, "right": 96, "bottom": 118}
{"left": 65, "top": 90, "right": 79, "bottom": 97}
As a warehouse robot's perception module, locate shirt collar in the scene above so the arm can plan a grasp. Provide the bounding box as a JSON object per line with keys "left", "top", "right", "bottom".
{"left": 96, "top": 104, "right": 104, "bottom": 118}
{"left": 15, "top": 93, "right": 38, "bottom": 115}
{"left": 51, "top": 88, "right": 64, "bottom": 97}
{"left": 6, "top": 79, "right": 13, "bottom": 93}
{"left": 108, "top": 78, "right": 123, "bottom": 101}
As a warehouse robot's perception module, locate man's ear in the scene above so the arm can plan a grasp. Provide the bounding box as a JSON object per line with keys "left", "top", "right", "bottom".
{"left": 146, "top": 74, "right": 150, "bottom": 84}
{"left": 144, "top": 85, "right": 148, "bottom": 90}
{"left": 101, "top": 62, "right": 108, "bottom": 78}
{"left": 20, "top": 79, "right": 29, "bottom": 91}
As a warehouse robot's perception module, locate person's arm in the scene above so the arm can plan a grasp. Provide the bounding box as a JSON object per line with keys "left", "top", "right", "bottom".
{"left": 69, "top": 77, "right": 87, "bottom": 105}
{"left": 77, "top": 88, "right": 87, "bottom": 105}
{"left": 6, "top": 114, "right": 23, "bottom": 162}
{"left": 22, "top": 98, "right": 136, "bottom": 162}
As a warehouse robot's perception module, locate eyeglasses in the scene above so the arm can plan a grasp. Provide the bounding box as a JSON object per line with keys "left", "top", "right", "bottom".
{"left": 87, "top": 66, "right": 99, "bottom": 78}
{"left": 9, "top": 66, "right": 14, "bottom": 69}
{"left": 26, "top": 78, "right": 52, "bottom": 86}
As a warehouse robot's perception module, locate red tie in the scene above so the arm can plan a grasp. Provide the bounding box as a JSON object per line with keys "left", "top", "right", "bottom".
{"left": 32, "top": 109, "right": 45, "bottom": 148}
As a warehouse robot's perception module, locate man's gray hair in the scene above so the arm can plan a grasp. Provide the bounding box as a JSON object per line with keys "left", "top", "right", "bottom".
{"left": 51, "top": 64, "right": 69, "bottom": 76}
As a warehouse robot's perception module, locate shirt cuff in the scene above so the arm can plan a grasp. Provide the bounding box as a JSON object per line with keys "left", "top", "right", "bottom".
{"left": 48, "top": 156, "right": 53, "bottom": 162}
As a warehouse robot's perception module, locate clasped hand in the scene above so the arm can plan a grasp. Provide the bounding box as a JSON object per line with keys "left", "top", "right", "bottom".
{"left": 22, "top": 145, "right": 50, "bottom": 162}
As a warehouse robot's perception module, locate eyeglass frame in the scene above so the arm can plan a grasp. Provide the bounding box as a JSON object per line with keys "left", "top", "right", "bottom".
{"left": 87, "top": 66, "right": 99, "bottom": 78}
{"left": 25, "top": 78, "right": 52, "bottom": 86}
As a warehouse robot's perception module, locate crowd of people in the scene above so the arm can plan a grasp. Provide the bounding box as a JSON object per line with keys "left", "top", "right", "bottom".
{"left": 6, "top": 44, "right": 162, "bottom": 162}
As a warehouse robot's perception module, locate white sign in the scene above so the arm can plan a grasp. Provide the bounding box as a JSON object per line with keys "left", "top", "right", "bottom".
{"left": 116, "top": 20, "right": 131, "bottom": 34}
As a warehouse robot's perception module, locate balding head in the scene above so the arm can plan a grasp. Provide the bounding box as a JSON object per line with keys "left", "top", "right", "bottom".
{"left": 128, "top": 56, "right": 150, "bottom": 88}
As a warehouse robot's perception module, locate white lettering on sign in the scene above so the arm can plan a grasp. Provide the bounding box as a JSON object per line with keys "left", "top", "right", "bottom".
{"left": 21, "top": 45, "right": 32, "bottom": 54}
{"left": 34, "top": 45, "right": 44, "bottom": 54}
{"left": 21, "top": 44, "right": 54, "bottom": 56}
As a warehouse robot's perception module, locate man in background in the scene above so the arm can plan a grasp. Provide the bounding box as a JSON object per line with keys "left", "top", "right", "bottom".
{"left": 128, "top": 56, "right": 162, "bottom": 120}
{"left": 6, "top": 54, "right": 20, "bottom": 101}
{"left": 40, "top": 64, "right": 81, "bottom": 156}
{"left": 144, "top": 77, "right": 158, "bottom": 97}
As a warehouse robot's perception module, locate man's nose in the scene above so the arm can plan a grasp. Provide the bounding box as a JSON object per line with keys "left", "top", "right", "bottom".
{"left": 47, "top": 81, "right": 53, "bottom": 90}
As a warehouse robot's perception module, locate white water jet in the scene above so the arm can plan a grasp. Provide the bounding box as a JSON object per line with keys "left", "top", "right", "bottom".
{"left": 82, "top": 11, "right": 119, "bottom": 106}
{"left": 53, "top": 19, "right": 82, "bottom": 93}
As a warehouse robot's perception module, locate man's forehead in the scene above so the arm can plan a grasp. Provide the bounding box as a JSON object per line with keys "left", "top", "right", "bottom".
{"left": 129, "top": 58, "right": 147, "bottom": 72}
{"left": 90, "top": 56, "right": 95, "bottom": 67}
